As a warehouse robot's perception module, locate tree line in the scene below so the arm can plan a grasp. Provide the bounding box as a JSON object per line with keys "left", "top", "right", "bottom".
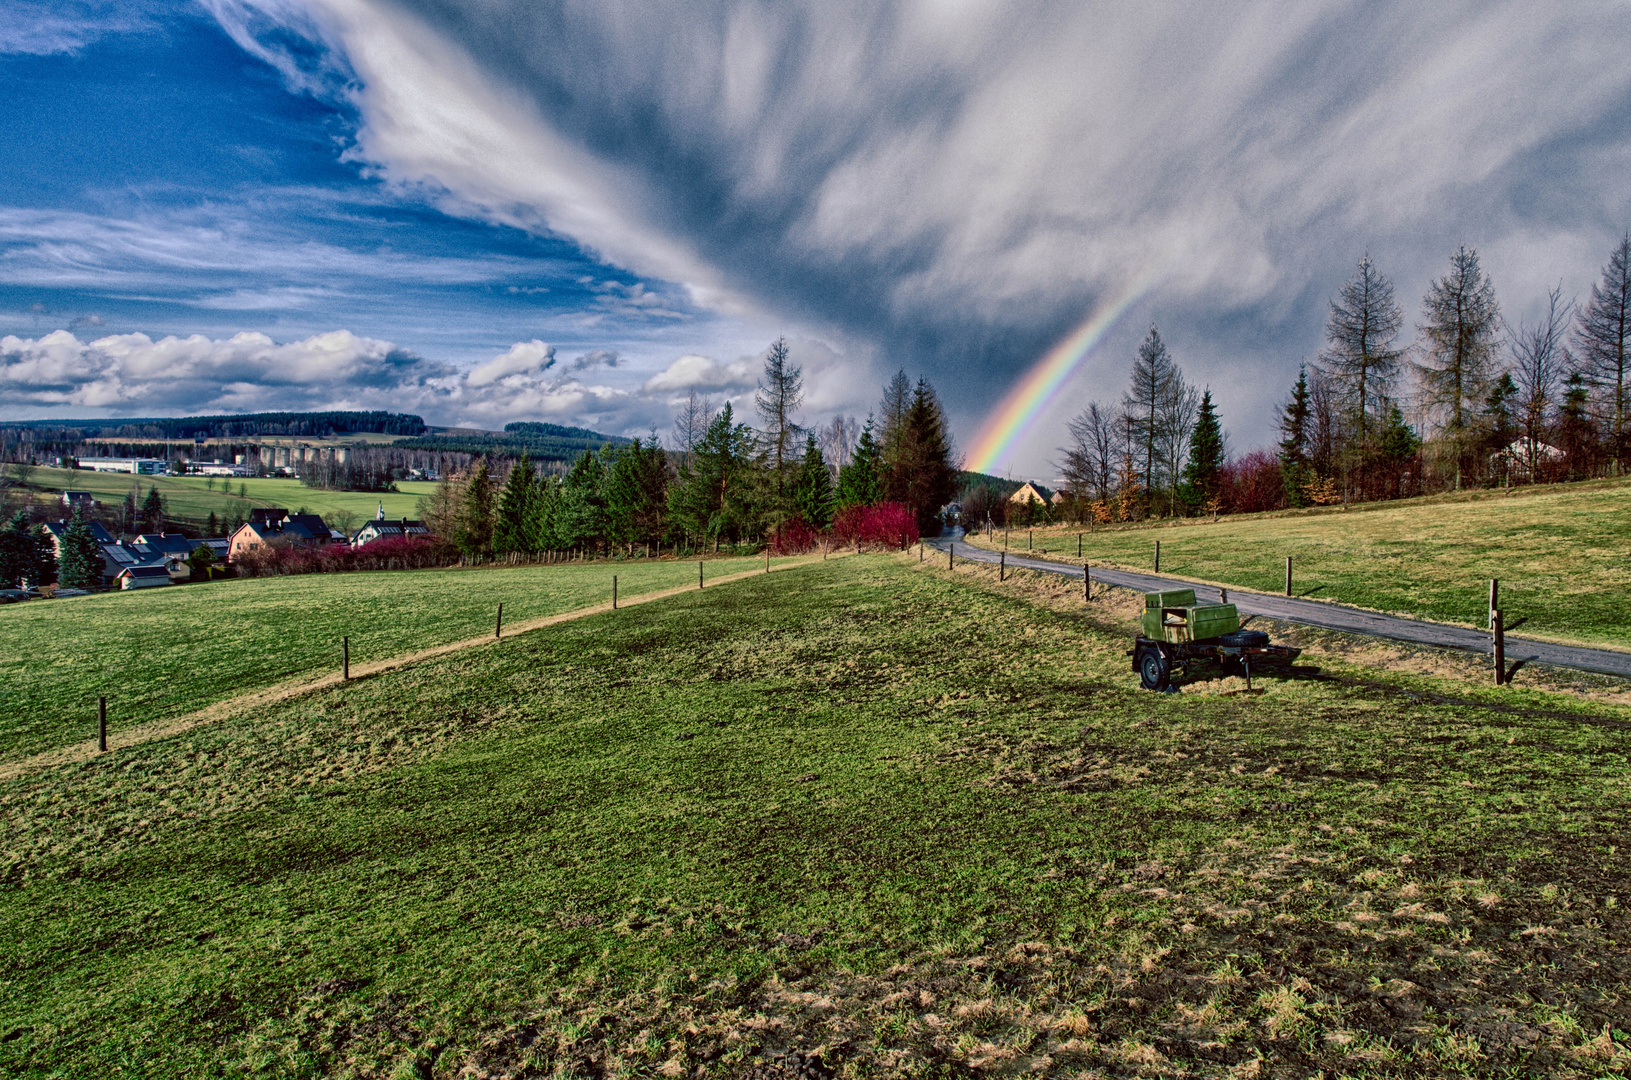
{"left": 1058, "top": 237, "right": 1631, "bottom": 519}
{"left": 418, "top": 340, "right": 960, "bottom": 557}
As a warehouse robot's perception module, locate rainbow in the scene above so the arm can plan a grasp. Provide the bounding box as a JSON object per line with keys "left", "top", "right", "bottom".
{"left": 964, "top": 269, "right": 1160, "bottom": 476}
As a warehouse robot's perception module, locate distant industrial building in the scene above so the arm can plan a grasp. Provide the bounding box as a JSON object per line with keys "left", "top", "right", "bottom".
{"left": 80, "top": 457, "right": 170, "bottom": 475}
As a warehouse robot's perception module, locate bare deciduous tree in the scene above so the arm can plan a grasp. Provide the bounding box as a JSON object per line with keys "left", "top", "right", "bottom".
{"left": 1060, "top": 402, "right": 1118, "bottom": 501}
{"left": 1511, "top": 285, "right": 1573, "bottom": 479}
{"left": 1573, "top": 233, "right": 1631, "bottom": 470}
{"left": 672, "top": 391, "right": 715, "bottom": 468}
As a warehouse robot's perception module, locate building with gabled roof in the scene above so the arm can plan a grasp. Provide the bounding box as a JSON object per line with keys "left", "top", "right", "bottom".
{"left": 229, "top": 508, "right": 336, "bottom": 560}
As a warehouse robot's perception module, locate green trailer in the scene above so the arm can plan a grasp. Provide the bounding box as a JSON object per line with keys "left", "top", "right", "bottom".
{"left": 1129, "top": 587, "right": 1300, "bottom": 691}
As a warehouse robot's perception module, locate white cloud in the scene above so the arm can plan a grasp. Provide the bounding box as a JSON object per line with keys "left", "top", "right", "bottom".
{"left": 465, "top": 339, "right": 555, "bottom": 386}
{"left": 643, "top": 353, "right": 754, "bottom": 394}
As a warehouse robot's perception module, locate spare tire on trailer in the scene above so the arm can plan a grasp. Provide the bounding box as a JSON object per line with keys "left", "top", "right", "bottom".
{"left": 1216, "top": 629, "right": 1270, "bottom": 649}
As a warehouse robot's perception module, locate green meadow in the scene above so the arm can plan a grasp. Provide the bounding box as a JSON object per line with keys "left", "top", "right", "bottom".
{"left": 2, "top": 556, "right": 1629, "bottom": 1076}
{"left": 971, "top": 476, "right": 1631, "bottom": 650}
{"left": 16, "top": 466, "right": 439, "bottom": 529}
{"left": 0, "top": 555, "right": 788, "bottom": 762}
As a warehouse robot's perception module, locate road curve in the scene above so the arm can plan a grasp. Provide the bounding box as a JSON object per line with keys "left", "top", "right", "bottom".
{"left": 924, "top": 532, "right": 1631, "bottom": 681}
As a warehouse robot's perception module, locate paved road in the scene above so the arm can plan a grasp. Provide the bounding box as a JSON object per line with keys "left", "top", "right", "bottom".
{"left": 924, "top": 532, "right": 1631, "bottom": 680}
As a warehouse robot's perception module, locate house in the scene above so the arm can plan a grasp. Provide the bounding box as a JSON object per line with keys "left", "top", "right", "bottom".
{"left": 41, "top": 519, "right": 116, "bottom": 561}
{"left": 116, "top": 565, "right": 171, "bottom": 590}
{"left": 60, "top": 490, "right": 96, "bottom": 511}
{"left": 228, "top": 508, "right": 335, "bottom": 560}
{"left": 131, "top": 533, "right": 196, "bottom": 559}
{"left": 1008, "top": 481, "right": 1057, "bottom": 506}
{"left": 1492, "top": 438, "right": 1565, "bottom": 481}
{"left": 351, "top": 515, "right": 431, "bottom": 548}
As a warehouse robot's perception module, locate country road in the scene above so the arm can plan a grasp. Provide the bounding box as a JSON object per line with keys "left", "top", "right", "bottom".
{"left": 924, "top": 532, "right": 1631, "bottom": 681}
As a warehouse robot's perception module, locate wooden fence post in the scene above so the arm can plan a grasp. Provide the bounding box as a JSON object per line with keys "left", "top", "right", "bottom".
{"left": 919, "top": 543, "right": 924, "bottom": 562}
{"left": 1285, "top": 556, "right": 1293, "bottom": 597}
{"left": 1000, "top": 550, "right": 1005, "bottom": 581}
{"left": 699, "top": 560, "right": 704, "bottom": 588}
{"left": 1077, "top": 533, "right": 1082, "bottom": 558}
{"left": 948, "top": 543, "right": 954, "bottom": 570}
{"left": 343, "top": 636, "right": 349, "bottom": 681}
{"left": 1083, "top": 563, "right": 1090, "bottom": 601}
{"left": 1489, "top": 578, "right": 1499, "bottom": 629}
{"left": 1493, "top": 608, "right": 1505, "bottom": 685}
{"left": 613, "top": 575, "right": 618, "bottom": 609}
{"left": 1028, "top": 530, "right": 1033, "bottom": 552}
{"left": 765, "top": 547, "right": 771, "bottom": 573}
{"left": 495, "top": 603, "right": 503, "bottom": 638}
{"left": 98, "top": 696, "right": 107, "bottom": 752}
{"left": 1154, "top": 540, "right": 1160, "bottom": 573}
{"left": 1221, "top": 587, "right": 1228, "bottom": 604}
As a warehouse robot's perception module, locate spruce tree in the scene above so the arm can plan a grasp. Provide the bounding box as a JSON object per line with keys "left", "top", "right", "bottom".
{"left": 1321, "top": 254, "right": 1404, "bottom": 448}
{"left": 57, "top": 514, "right": 104, "bottom": 589}
{"left": 604, "top": 439, "right": 669, "bottom": 547}
{"left": 790, "top": 433, "right": 836, "bottom": 528}
{"left": 0, "top": 511, "right": 32, "bottom": 588}
{"left": 140, "top": 486, "right": 164, "bottom": 533}
{"left": 205, "top": 511, "right": 219, "bottom": 537}
{"left": 876, "top": 370, "right": 913, "bottom": 499}
{"left": 1573, "top": 233, "right": 1631, "bottom": 470}
{"left": 454, "top": 458, "right": 495, "bottom": 556}
{"left": 1124, "top": 327, "right": 1178, "bottom": 497}
{"left": 899, "top": 379, "right": 959, "bottom": 533}
{"left": 1183, "top": 389, "right": 1224, "bottom": 504}
{"left": 754, "top": 337, "right": 803, "bottom": 490}
{"left": 1416, "top": 246, "right": 1502, "bottom": 487}
{"left": 492, "top": 451, "right": 537, "bottom": 554}
{"left": 556, "top": 449, "right": 611, "bottom": 552}
{"left": 835, "top": 420, "right": 884, "bottom": 510}
{"left": 668, "top": 403, "right": 756, "bottom": 543}
{"left": 1278, "top": 366, "right": 1313, "bottom": 507}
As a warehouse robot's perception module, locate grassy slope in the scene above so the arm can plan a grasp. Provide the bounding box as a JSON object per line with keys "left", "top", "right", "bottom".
{"left": 2, "top": 556, "right": 1629, "bottom": 1077}
{"left": 973, "top": 477, "right": 1631, "bottom": 649}
{"left": 0, "top": 556, "right": 782, "bottom": 762}
{"left": 18, "top": 466, "right": 438, "bottom": 528}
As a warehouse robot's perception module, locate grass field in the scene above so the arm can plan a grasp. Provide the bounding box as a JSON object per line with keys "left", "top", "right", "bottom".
{"left": 3, "top": 555, "right": 1629, "bottom": 1076}
{"left": 0, "top": 555, "right": 790, "bottom": 762}
{"left": 14, "top": 466, "right": 438, "bottom": 529}
{"left": 970, "top": 476, "right": 1631, "bottom": 650}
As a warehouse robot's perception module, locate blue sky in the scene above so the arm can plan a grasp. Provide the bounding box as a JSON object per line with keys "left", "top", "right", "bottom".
{"left": 5, "top": 1, "right": 1631, "bottom": 477}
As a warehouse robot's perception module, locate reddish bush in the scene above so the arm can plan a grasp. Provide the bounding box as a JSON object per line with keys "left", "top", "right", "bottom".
{"left": 1218, "top": 449, "right": 1286, "bottom": 515}
{"left": 232, "top": 536, "right": 458, "bottom": 576}
{"left": 830, "top": 502, "right": 920, "bottom": 551}
{"left": 770, "top": 515, "right": 821, "bottom": 555}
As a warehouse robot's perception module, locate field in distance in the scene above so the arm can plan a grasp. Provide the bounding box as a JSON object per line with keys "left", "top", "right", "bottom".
{"left": 970, "top": 476, "right": 1631, "bottom": 650}
{"left": 15, "top": 466, "right": 438, "bottom": 526}
{"left": 0, "top": 554, "right": 787, "bottom": 762}
{"left": 2, "top": 555, "right": 1627, "bottom": 1076}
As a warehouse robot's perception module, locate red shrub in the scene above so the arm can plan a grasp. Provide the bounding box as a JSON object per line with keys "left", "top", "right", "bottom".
{"left": 830, "top": 502, "right": 920, "bottom": 550}
{"left": 1218, "top": 449, "right": 1286, "bottom": 514}
{"left": 232, "top": 536, "right": 457, "bottom": 576}
{"left": 770, "top": 515, "right": 821, "bottom": 555}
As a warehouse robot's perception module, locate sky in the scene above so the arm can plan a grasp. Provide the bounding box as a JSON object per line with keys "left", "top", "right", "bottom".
{"left": 4, "top": 1, "right": 1631, "bottom": 479}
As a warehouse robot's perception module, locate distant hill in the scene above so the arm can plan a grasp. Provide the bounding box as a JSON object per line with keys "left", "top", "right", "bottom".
{"left": 394, "top": 423, "right": 632, "bottom": 462}
{"left": 957, "top": 470, "right": 1024, "bottom": 496}
{"left": 2, "top": 411, "right": 427, "bottom": 440}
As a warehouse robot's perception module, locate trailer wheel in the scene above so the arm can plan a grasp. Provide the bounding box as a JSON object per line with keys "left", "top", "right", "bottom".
{"left": 1217, "top": 629, "right": 1270, "bottom": 649}
{"left": 1138, "top": 646, "right": 1172, "bottom": 691}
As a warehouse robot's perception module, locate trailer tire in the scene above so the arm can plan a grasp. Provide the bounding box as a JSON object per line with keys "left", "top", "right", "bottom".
{"left": 1216, "top": 629, "right": 1270, "bottom": 649}
{"left": 1138, "top": 646, "right": 1172, "bottom": 691}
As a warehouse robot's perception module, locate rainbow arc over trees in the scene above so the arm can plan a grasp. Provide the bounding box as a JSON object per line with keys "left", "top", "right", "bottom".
{"left": 964, "top": 271, "right": 1159, "bottom": 474}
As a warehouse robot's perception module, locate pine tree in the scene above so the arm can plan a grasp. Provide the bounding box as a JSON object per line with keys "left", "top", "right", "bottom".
{"left": 1124, "top": 327, "right": 1178, "bottom": 497}
{"left": 454, "top": 458, "right": 495, "bottom": 556}
{"left": 835, "top": 420, "right": 884, "bottom": 510}
{"left": 492, "top": 451, "right": 537, "bottom": 554}
{"left": 755, "top": 337, "right": 804, "bottom": 491}
{"left": 1183, "top": 390, "right": 1224, "bottom": 504}
{"left": 1321, "top": 254, "right": 1404, "bottom": 449}
{"left": 140, "top": 486, "right": 164, "bottom": 533}
{"left": 876, "top": 370, "right": 913, "bottom": 498}
{"left": 1573, "top": 233, "right": 1631, "bottom": 470}
{"left": 1278, "top": 366, "right": 1313, "bottom": 507}
{"left": 57, "top": 514, "right": 104, "bottom": 589}
{"left": 205, "top": 511, "right": 219, "bottom": 537}
{"left": 790, "top": 433, "right": 836, "bottom": 528}
{"left": 1416, "top": 246, "right": 1502, "bottom": 487}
